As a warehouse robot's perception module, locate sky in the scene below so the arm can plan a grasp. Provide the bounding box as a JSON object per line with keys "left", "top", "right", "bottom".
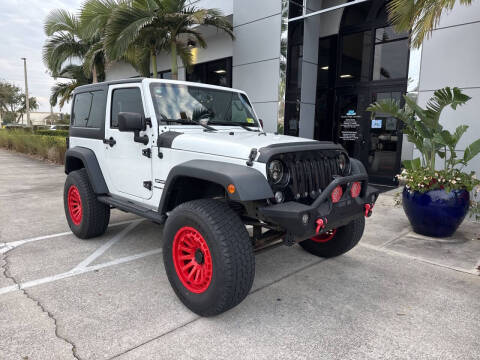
{"left": 0, "top": 0, "right": 83, "bottom": 112}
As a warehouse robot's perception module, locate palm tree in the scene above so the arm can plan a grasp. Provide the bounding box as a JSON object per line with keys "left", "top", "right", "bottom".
{"left": 43, "top": 9, "right": 104, "bottom": 83}
{"left": 49, "top": 65, "right": 89, "bottom": 108}
{"left": 105, "top": 0, "right": 234, "bottom": 79}
{"left": 387, "top": 0, "right": 473, "bottom": 48}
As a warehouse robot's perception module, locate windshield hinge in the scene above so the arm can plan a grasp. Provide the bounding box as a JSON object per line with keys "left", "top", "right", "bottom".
{"left": 246, "top": 148, "right": 258, "bottom": 166}
{"left": 142, "top": 148, "right": 151, "bottom": 158}
{"left": 143, "top": 181, "right": 152, "bottom": 190}
{"left": 145, "top": 117, "right": 152, "bottom": 128}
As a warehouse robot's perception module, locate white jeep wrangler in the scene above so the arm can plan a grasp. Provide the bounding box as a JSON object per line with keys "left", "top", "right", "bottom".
{"left": 64, "top": 78, "right": 378, "bottom": 316}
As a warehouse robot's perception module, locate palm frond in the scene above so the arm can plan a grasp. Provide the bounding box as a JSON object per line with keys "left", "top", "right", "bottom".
{"left": 387, "top": 0, "right": 474, "bottom": 48}
{"left": 44, "top": 9, "right": 80, "bottom": 36}
{"left": 43, "top": 33, "right": 88, "bottom": 74}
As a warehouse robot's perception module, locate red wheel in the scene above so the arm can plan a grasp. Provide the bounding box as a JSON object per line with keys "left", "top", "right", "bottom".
{"left": 67, "top": 185, "right": 83, "bottom": 225}
{"left": 310, "top": 229, "right": 337, "bottom": 243}
{"left": 172, "top": 226, "right": 213, "bottom": 294}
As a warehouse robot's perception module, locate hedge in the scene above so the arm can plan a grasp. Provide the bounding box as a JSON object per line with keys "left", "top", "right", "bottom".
{"left": 0, "top": 130, "right": 67, "bottom": 164}
{"left": 35, "top": 129, "right": 69, "bottom": 137}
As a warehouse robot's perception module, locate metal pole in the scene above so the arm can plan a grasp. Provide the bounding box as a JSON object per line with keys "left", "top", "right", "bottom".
{"left": 21, "top": 57, "right": 31, "bottom": 128}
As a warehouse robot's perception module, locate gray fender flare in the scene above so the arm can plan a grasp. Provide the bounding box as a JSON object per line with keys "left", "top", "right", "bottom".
{"left": 65, "top": 147, "right": 109, "bottom": 194}
{"left": 159, "top": 160, "right": 273, "bottom": 213}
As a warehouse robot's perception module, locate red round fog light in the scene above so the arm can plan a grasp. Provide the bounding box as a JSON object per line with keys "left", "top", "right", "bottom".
{"left": 350, "top": 182, "right": 362, "bottom": 198}
{"left": 331, "top": 185, "right": 343, "bottom": 203}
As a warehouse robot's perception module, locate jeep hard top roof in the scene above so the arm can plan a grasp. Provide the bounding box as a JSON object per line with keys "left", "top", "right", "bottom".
{"left": 73, "top": 78, "right": 247, "bottom": 95}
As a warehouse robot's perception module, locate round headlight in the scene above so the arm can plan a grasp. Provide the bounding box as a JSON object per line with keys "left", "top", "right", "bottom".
{"left": 338, "top": 153, "right": 349, "bottom": 174}
{"left": 268, "top": 160, "right": 284, "bottom": 184}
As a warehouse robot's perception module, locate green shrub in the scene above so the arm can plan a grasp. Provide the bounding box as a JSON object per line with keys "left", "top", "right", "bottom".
{"left": 0, "top": 130, "right": 67, "bottom": 164}
{"left": 35, "top": 129, "right": 69, "bottom": 137}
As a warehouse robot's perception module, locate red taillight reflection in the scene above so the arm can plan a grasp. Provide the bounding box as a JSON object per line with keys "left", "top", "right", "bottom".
{"left": 350, "top": 182, "right": 362, "bottom": 198}
{"left": 331, "top": 185, "right": 343, "bottom": 203}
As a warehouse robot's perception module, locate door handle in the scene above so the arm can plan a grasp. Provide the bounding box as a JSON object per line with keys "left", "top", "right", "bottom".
{"left": 103, "top": 137, "right": 116, "bottom": 147}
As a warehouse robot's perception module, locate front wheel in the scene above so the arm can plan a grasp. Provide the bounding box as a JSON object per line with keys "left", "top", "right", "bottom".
{"left": 299, "top": 217, "right": 365, "bottom": 258}
{"left": 163, "top": 199, "right": 255, "bottom": 316}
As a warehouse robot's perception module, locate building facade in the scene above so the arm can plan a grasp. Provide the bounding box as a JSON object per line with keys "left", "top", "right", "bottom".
{"left": 105, "top": 0, "right": 480, "bottom": 185}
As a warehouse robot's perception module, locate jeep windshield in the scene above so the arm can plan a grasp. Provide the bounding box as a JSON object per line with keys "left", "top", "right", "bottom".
{"left": 149, "top": 83, "right": 260, "bottom": 128}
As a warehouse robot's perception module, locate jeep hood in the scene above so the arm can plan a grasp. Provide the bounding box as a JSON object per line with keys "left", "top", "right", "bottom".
{"left": 162, "top": 128, "right": 338, "bottom": 160}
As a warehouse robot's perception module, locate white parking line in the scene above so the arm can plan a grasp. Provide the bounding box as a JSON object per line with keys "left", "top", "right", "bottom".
{"left": 72, "top": 220, "right": 142, "bottom": 271}
{"left": 0, "top": 248, "right": 163, "bottom": 296}
{"left": 359, "top": 242, "right": 479, "bottom": 275}
{"left": 0, "top": 219, "right": 140, "bottom": 254}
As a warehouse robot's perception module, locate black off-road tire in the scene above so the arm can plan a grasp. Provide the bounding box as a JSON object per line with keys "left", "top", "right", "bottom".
{"left": 64, "top": 169, "right": 110, "bottom": 239}
{"left": 299, "top": 217, "right": 365, "bottom": 258}
{"left": 163, "top": 199, "right": 255, "bottom": 316}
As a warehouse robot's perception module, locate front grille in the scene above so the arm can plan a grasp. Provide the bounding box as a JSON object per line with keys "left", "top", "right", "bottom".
{"left": 279, "top": 151, "right": 342, "bottom": 204}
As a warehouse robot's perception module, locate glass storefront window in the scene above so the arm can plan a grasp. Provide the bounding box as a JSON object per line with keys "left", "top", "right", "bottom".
{"left": 372, "top": 27, "right": 409, "bottom": 80}
{"left": 186, "top": 57, "right": 232, "bottom": 87}
{"left": 339, "top": 31, "right": 371, "bottom": 81}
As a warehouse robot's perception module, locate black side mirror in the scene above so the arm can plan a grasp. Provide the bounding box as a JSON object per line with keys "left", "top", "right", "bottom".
{"left": 258, "top": 118, "right": 264, "bottom": 128}
{"left": 118, "top": 112, "right": 145, "bottom": 132}
{"left": 117, "top": 112, "right": 149, "bottom": 145}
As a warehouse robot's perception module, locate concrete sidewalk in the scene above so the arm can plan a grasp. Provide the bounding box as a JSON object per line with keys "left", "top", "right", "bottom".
{"left": 0, "top": 149, "right": 479, "bottom": 360}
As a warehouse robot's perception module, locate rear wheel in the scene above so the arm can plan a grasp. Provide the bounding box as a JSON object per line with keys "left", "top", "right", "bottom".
{"left": 299, "top": 217, "right": 365, "bottom": 258}
{"left": 163, "top": 199, "right": 255, "bottom": 316}
{"left": 64, "top": 169, "right": 110, "bottom": 239}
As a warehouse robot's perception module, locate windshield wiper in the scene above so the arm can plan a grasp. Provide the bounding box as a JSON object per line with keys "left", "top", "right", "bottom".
{"left": 239, "top": 124, "right": 260, "bottom": 132}
{"left": 164, "top": 118, "right": 217, "bottom": 132}
{"left": 209, "top": 121, "right": 261, "bottom": 131}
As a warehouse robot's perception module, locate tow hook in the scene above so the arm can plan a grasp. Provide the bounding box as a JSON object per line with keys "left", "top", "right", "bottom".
{"left": 364, "top": 203, "right": 374, "bottom": 217}
{"left": 315, "top": 217, "right": 328, "bottom": 234}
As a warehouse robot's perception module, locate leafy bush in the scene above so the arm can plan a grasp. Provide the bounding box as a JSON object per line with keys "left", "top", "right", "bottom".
{"left": 0, "top": 130, "right": 66, "bottom": 164}
{"left": 35, "top": 129, "right": 69, "bottom": 137}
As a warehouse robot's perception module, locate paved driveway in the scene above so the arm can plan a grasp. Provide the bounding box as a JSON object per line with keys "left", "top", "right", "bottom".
{"left": 1, "top": 149, "right": 479, "bottom": 360}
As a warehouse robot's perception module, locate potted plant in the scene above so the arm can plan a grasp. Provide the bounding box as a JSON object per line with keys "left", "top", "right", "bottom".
{"left": 367, "top": 87, "right": 480, "bottom": 237}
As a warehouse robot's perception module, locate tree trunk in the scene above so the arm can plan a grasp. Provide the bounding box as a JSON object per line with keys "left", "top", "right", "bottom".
{"left": 151, "top": 49, "right": 158, "bottom": 78}
{"left": 92, "top": 65, "right": 98, "bottom": 83}
{"left": 171, "top": 41, "right": 178, "bottom": 80}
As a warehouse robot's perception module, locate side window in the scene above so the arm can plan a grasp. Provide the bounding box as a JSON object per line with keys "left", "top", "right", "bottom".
{"left": 72, "top": 91, "right": 104, "bottom": 128}
{"left": 111, "top": 88, "right": 145, "bottom": 128}
{"left": 88, "top": 92, "right": 105, "bottom": 128}
{"left": 72, "top": 93, "right": 92, "bottom": 127}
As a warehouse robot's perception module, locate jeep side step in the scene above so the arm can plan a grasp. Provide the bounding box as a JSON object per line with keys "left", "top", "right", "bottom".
{"left": 97, "top": 196, "right": 166, "bottom": 224}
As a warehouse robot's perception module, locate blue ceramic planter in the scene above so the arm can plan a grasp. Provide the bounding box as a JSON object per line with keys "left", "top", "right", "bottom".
{"left": 402, "top": 188, "right": 470, "bottom": 238}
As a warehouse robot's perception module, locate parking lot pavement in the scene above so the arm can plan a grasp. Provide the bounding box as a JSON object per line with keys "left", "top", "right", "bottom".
{"left": 1, "top": 148, "right": 479, "bottom": 360}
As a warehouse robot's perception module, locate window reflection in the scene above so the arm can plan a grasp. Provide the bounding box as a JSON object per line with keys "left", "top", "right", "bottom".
{"left": 372, "top": 26, "right": 409, "bottom": 80}
{"left": 368, "top": 91, "right": 403, "bottom": 177}
{"left": 186, "top": 57, "right": 232, "bottom": 87}
{"left": 340, "top": 31, "right": 371, "bottom": 81}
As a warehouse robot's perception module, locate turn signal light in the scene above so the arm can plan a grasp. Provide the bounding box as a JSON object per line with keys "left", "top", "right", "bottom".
{"left": 331, "top": 185, "right": 343, "bottom": 203}
{"left": 227, "top": 184, "right": 236, "bottom": 194}
{"left": 350, "top": 182, "right": 362, "bottom": 198}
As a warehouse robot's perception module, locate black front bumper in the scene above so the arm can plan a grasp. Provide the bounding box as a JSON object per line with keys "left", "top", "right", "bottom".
{"left": 258, "top": 174, "right": 379, "bottom": 244}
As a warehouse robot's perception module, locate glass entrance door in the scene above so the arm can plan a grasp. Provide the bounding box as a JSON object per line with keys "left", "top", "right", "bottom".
{"left": 367, "top": 89, "right": 404, "bottom": 184}
{"left": 334, "top": 87, "right": 371, "bottom": 172}
{"left": 334, "top": 87, "right": 404, "bottom": 185}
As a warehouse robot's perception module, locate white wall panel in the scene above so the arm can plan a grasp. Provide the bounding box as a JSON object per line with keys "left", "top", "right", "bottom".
{"left": 299, "top": 103, "right": 315, "bottom": 139}
{"left": 233, "top": 14, "right": 281, "bottom": 66}
{"left": 437, "top": 1, "right": 480, "bottom": 28}
{"left": 420, "top": 21, "right": 480, "bottom": 91}
{"left": 232, "top": 58, "right": 280, "bottom": 102}
{"left": 233, "top": 0, "right": 281, "bottom": 27}
{"left": 252, "top": 102, "right": 279, "bottom": 133}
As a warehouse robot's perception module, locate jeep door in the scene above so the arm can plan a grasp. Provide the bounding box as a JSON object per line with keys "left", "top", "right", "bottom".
{"left": 104, "top": 84, "right": 153, "bottom": 200}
